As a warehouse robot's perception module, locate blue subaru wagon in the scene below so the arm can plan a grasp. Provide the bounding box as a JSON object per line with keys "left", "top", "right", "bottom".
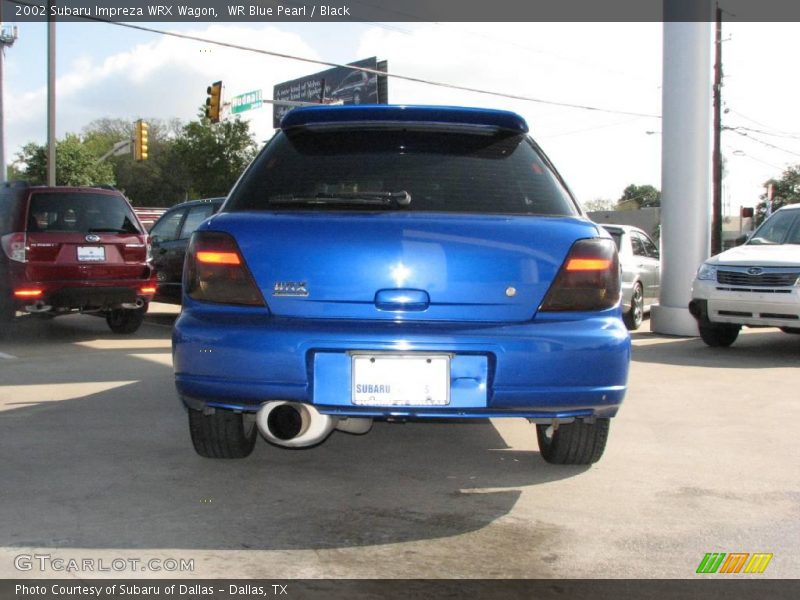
{"left": 172, "top": 105, "right": 630, "bottom": 464}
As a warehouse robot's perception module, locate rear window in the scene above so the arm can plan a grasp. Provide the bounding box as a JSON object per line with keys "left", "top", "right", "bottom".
{"left": 606, "top": 231, "right": 622, "bottom": 251}
{"left": 0, "top": 188, "right": 24, "bottom": 235}
{"left": 26, "top": 192, "right": 141, "bottom": 234}
{"left": 227, "top": 128, "right": 578, "bottom": 216}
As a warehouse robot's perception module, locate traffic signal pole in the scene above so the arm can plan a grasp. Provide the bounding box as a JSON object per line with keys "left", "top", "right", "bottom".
{"left": 47, "top": 2, "right": 56, "bottom": 186}
{"left": 0, "top": 10, "right": 19, "bottom": 182}
{"left": 711, "top": 5, "right": 723, "bottom": 255}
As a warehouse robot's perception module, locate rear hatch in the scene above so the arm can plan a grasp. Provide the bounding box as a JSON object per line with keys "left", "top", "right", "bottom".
{"left": 23, "top": 190, "right": 149, "bottom": 282}
{"left": 211, "top": 108, "right": 601, "bottom": 323}
{"left": 210, "top": 211, "right": 598, "bottom": 322}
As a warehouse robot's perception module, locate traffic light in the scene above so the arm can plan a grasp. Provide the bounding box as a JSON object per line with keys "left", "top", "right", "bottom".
{"left": 133, "top": 119, "right": 149, "bottom": 161}
{"left": 206, "top": 80, "right": 223, "bottom": 123}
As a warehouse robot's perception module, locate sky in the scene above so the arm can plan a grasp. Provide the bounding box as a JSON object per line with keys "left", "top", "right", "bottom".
{"left": 3, "top": 20, "right": 800, "bottom": 213}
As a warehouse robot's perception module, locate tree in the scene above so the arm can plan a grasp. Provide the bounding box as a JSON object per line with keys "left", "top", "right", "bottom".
{"left": 82, "top": 118, "right": 188, "bottom": 207}
{"left": 14, "top": 135, "right": 115, "bottom": 187}
{"left": 582, "top": 198, "right": 616, "bottom": 212}
{"left": 172, "top": 111, "right": 258, "bottom": 199}
{"left": 616, "top": 184, "right": 661, "bottom": 210}
{"left": 10, "top": 113, "right": 258, "bottom": 207}
{"left": 756, "top": 164, "right": 800, "bottom": 224}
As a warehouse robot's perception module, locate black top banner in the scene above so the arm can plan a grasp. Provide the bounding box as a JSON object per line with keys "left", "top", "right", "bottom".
{"left": 2, "top": 0, "right": 800, "bottom": 23}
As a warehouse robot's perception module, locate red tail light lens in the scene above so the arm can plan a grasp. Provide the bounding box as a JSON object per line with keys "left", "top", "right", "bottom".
{"left": 186, "top": 232, "right": 265, "bottom": 306}
{"left": 14, "top": 289, "right": 43, "bottom": 298}
{"left": 1, "top": 233, "right": 27, "bottom": 262}
{"left": 539, "top": 238, "right": 620, "bottom": 312}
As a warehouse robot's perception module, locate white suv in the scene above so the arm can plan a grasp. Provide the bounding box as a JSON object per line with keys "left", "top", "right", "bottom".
{"left": 689, "top": 203, "right": 800, "bottom": 347}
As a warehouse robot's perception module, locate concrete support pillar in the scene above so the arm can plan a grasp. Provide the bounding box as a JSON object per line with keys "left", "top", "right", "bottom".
{"left": 651, "top": 10, "right": 713, "bottom": 336}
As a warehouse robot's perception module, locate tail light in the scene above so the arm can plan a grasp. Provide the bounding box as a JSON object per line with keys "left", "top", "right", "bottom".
{"left": 185, "top": 232, "right": 265, "bottom": 306}
{"left": 539, "top": 238, "right": 620, "bottom": 312}
{"left": 1, "top": 233, "right": 27, "bottom": 262}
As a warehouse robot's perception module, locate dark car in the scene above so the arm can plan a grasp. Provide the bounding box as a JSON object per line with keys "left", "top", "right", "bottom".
{"left": 0, "top": 183, "right": 156, "bottom": 333}
{"left": 149, "top": 198, "right": 224, "bottom": 303}
{"left": 172, "top": 105, "right": 630, "bottom": 465}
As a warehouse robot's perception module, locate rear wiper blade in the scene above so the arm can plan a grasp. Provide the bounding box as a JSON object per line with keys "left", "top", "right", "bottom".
{"left": 87, "top": 227, "right": 129, "bottom": 233}
{"left": 269, "top": 191, "right": 411, "bottom": 207}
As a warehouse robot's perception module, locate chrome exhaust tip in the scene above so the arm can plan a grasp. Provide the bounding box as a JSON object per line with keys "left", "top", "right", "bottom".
{"left": 255, "top": 402, "right": 373, "bottom": 448}
{"left": 24, "top": 301, "right": 53, "bottom": 313}
{"left": 120, "top": 299, "right": 145, "bottom": 309}
{"left": 256, "top": 401, "right": 336, "bottom": 448}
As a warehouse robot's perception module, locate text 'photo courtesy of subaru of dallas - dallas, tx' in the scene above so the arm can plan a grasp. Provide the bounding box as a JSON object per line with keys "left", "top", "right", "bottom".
{"left": 172, "top": 105, "right": 631, "bottom": 465}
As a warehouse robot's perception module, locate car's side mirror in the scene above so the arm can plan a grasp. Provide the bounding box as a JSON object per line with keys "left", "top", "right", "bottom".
{"left": 150, "top": 235, "right": 161, "bottom": 244}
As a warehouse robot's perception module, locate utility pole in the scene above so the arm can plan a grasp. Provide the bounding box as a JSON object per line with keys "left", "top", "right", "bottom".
{"left": 0, "top": 5, "right": 19, "bottom": 182}
{"left": 47, "top": 1, "right": 56, "bottom": 186}
{"left": 711, "top": 4, "right": 723, "bottom": 255}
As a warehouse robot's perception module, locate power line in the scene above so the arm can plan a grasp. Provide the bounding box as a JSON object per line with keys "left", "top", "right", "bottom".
{"left": 349, "top": 0, "right": 662, "bottom": 87}
{"left": 727, "top": 125, "right": 800, "bottom": 141}
{"left": 106, "top": 21, "right": 661, "bottom": 118}
{"left": 726, "top": 128, "right": 800, "bottom": 159}
{"left": 727, "top": 109, "right": 800, "bottom": 137}
{"left": 723, "top": 146, "right": 784, "bottom": 170}
{"left": 8, "top": 1, "right": 661, "bottom": 119}
{"left": 538, "top": 117, "right": 646, "bottom": 139}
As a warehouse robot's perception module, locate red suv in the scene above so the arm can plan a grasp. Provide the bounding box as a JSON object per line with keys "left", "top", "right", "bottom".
{"left": 0, "top": 183, "right": 157, "bottom": 333}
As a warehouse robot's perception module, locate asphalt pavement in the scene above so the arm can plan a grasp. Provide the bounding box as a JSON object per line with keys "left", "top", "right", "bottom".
{"left": 0, "top": 304, "right": 797, "bottom": 578}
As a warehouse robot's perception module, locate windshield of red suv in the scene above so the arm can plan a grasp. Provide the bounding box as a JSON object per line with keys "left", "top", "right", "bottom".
{"left": 228, "top": 128, "right": 579, "bottom": 216}
{"left": 27, "top": 192, "right": 141, "bottom": 234}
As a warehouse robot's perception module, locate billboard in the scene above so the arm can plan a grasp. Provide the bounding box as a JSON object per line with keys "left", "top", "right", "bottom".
{"left": 272, "top": 57, "right": 388, "bottom": 127}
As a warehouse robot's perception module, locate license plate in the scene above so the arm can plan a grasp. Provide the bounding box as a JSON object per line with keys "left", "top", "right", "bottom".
{"left": 77, "top": 246, "right": 105, "bottom": 262}
{"left": 351, "top": 353, "right": 450, "bottom": 406}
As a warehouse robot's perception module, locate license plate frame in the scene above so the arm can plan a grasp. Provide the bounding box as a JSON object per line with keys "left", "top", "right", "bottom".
{"left": 77, "top": 246, "right": 106, "bottom": 262}
{"left": 350, "top": 352, "right": 451, "bottom": 406}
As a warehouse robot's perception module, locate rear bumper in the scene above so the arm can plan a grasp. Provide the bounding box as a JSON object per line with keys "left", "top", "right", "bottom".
{"left": 9, "top": 277, "right": 157, "bottom": 311}
{"left": 173, "top": 308, "right": 630, "bottom": 419}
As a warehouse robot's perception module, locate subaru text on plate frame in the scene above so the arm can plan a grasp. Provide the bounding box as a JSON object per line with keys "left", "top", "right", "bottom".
{"left": 172, "top": 105, "right": 631, "bottom": 465}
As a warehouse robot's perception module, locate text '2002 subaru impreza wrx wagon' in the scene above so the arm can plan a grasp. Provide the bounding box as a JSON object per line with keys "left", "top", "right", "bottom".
{"left": 172, "top": 105, "right": 630, "bottom": 465}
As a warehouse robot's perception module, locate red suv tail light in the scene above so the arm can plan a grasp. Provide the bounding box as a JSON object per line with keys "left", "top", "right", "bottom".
{"left": 185, "top": 232, "right": 265, "bottom": 306}
{"left": 1, "top": 233, "right": 27, "bottom": 262}
{"left": 539, "top": 238, "right": 620, "bottom": 312}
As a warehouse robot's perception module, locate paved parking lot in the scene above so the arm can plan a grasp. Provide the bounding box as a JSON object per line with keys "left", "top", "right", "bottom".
{"left": 1, "top": 305, "right": 798, "bottom": 578}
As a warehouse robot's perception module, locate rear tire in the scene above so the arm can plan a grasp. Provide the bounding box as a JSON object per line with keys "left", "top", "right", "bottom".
{"left": 698, "top": 323, "right": 740, "bottom": 347}
{"left": 106, "top": 305, "right": 147, "bottom": 334}
{"left": 536, "top": 419, "right": 610, "bottom": 465}
{"left": 188, "top": 409, "right": 257, "bottom": 458}
{"left": 623, "top": 283, "right": 644, "bottom": 330}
